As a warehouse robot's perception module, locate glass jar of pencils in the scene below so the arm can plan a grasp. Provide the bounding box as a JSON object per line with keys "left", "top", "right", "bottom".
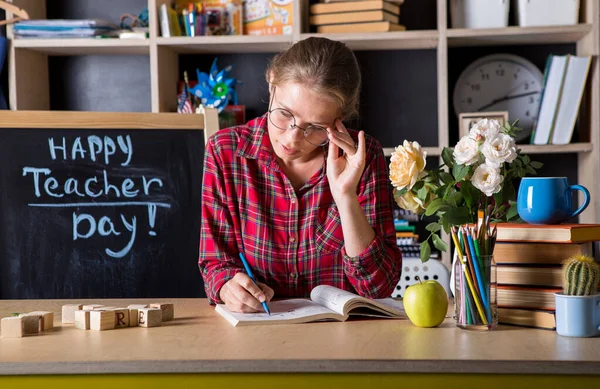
{"left": 453, "top": 253, "right": 498, "bottom": 330}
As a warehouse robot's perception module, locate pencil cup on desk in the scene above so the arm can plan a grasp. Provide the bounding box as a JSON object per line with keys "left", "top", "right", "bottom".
{"left": 453, "top": 253, "right": 498, "bottom": 331}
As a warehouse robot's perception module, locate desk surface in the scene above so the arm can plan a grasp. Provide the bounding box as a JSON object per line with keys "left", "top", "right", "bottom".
{"left": 1, "top": 298, "right": 599, "bottom": 375}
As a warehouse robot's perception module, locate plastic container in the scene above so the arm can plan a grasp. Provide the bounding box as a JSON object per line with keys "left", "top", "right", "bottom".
{"left": 450, "top": 0, "right": 510, "bottom": 29}
{"left": 515, "top": 0, "right": 580, "bottom": 27}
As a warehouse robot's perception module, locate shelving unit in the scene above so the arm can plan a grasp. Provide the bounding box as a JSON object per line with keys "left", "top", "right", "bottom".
{"left": 5, "top": 0, "right": 599, "bottom": 267}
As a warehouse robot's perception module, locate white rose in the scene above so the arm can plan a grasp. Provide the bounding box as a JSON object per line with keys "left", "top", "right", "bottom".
{"left": 471, "top": 164, "right": 504, "bottom": 197}
{"left": 469, "top": 119, "right": 500, "bottom": 141}
{"left": 453, "top": 136, "right": 480, "bottom": 166}
{"left": 481, "top": 133, "right": 517, "bottom": 167}
{"left": 389, "top": 140, "right": 427, "bottom": 190}
{"left": 395, "top": 190, "right": 428, "bottom": 215}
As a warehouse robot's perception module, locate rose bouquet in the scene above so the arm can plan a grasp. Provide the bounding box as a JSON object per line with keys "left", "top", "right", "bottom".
{"left": 389, "top": 119, "right": 542, "bottom": 262}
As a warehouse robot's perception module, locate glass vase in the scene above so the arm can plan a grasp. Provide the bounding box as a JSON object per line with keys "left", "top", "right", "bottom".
{"left": 453, "top": 253, "right": 498, "bottom": 330}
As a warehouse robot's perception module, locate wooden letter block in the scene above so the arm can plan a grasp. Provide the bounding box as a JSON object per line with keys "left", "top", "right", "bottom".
{"left": 127, "top": 304, "right": 148, "bottom": 310}
{"left": 113, "top": 308, "right": 130, "bottom": 328}
{"left": 90, "top": 310, "right": 115, "bottom": 331}
{"left": 1, "top": 317, "right": 23, "bottom": 338}
{"left": 20, "top": 315, "right": 40, "bottom": 335}
{"left": 75, "top": 310, "right": 91, "bottom": 330}
{"left": 29, "top": 311, "right": 54, "bottom": 331}
{"left": 83, "top": 304, "right": 105, "bottom": 311}
{"left": 62, "top": 304, "right": 83, "bottom": 324}
{"left": 138, "top": 308, "right": 162, "bottom": 328}
{"left": 128, "top": 308, "right": 139, "bottom": 326}
{"left": 150, "top": 303, "right": 174, "bottom": 321}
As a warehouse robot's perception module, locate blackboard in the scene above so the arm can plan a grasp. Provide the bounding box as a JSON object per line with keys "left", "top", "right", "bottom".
{"left": 0, "top": 111, "right": 219, "bottom": 299}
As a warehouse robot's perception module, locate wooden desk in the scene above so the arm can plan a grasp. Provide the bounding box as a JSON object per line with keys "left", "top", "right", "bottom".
{"left": 1, "top": 298, "right": 599, "bottom": 388}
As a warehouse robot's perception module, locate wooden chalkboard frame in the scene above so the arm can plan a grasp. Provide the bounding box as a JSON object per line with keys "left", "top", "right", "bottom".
{"left": 0, "top": 110, "right": 220, "bottom": 143}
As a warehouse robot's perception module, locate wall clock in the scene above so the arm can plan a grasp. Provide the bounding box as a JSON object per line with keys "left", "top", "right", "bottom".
{"left": 453, "top": 53, "right": 544, "bottom": 141}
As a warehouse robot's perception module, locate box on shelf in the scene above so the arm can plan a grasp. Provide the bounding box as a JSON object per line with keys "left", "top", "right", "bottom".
{"left": 243, "top": 0, "right": 293, "bottom": 36}
{"left": 450, "top": 0, "right": 510, "bottom": 29}
{"left": 514, "top": 0, "right": 579, "bottom": 27}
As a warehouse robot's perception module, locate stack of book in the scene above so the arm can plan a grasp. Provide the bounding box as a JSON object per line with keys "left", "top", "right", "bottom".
{"left": 494, "top": 223, "right": 600, "bottom": 330}
{"left": 309, "top": 0, "right": 406, "bottom": 34}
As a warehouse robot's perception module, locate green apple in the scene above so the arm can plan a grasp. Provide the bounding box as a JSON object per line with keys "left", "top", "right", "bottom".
{"left": 403, "top": 276, "right": 448, "bottom": 328}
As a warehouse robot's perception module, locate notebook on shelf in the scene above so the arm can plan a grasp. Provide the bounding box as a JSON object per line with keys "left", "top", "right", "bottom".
{"left": 215, "top": 285, "right": 407, "bottom": 327}
{"left": 495, "top": 223, "right": 600, "bottom": 243}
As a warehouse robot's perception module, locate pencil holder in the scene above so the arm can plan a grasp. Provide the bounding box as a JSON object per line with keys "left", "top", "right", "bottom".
{"left": 453, "top": 254, "right": 498, "bottom": 330}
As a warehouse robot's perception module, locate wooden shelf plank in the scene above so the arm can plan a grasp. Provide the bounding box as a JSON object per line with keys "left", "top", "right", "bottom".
{"left": 518, "top": 143, "right": 593, "bottom": 154}
{"left": 383, "top": 143, "right": 592, "bottom": 157}
{"left": 447, "top": 24, "right": 593, "bottom": 47}
{"left": 383, "top": 146, "right": 441, "bottom": 157}
{"left": 12, "top": 38, "right": 151, "bottom": 55}
{"left": 300, "top": 30, "right": 439, "bottom": 51}
{"left": 156, "top": 35, "right": 294, "bottom": 53}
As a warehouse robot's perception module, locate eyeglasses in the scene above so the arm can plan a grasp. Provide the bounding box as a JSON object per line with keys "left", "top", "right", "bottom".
{"left": 267, "top": 87, "right": 330, "bottom": 146}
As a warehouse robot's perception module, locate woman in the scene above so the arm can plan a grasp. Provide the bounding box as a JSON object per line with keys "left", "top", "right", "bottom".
{"left": 199, "top": 37, "right": 402, "bottom": 313}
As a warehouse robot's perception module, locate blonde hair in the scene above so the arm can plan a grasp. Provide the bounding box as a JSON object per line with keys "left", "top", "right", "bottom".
{"left": 266, "top": 37, "right": 361, "bottom": 121}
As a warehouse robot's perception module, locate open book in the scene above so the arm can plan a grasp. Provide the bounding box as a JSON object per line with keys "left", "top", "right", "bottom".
{"left": 215, "top": 285, "right": 407, "bottom": 327}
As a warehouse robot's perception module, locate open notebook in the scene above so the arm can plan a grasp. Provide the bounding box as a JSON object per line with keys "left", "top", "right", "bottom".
{"left": 215, "top": 285, "right": 407, "bottom": 327}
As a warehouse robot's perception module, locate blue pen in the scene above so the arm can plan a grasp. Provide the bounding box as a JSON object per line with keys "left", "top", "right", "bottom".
{"left": 238, "top": 252, "right": 270, "bottom": 315}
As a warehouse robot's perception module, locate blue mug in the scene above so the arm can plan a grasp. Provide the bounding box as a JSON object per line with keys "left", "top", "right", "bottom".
{"left": 555, "top": 293, "right": 600, "bottom": 337}
{"left": 517, "top": 177, "right": 590, "bottom": 224}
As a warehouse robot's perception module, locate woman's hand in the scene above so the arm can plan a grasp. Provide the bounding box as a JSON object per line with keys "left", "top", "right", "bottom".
{"left": 326, "top": 119, "right": 366, "bottom": 201}
{"left": 219, "top": 273, "right": 274, "bottom": 313}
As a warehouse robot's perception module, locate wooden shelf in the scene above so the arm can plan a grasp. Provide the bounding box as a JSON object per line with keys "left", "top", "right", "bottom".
{"left": 12, "top": 38, "right": 151, "bottom": 55}
{"left": 156, "top": 35, "right": 293, "bottom": 53}
{"left": 383, "top": 147, "right": 442, "bottom": 157}
{"left": 517, "top": 143, "right": 593, "bottom": 154}
{"left": 447, "top": 24, "right": 593, "bottom": 47}
{"left": 300, "top": 31, "right": 439, "bottom": 51}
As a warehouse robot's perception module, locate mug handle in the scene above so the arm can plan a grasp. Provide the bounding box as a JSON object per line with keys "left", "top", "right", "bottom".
{"left": 569, "top": 185, "right": 591, "bottom": 219}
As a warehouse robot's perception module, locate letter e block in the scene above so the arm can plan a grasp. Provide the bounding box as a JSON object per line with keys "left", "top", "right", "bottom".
{"left": 138, "top": 308, "right": 162, "bottom": 328}
{"left": 1, "top": 317, "right": 23, "bottom": 338}
{"left": 62, "top": 304, "right": 83, "bottom": 324}
{"left": 75, "top": 310, "right": 91, "bottom": 330}
{"left": 90, "top": 310, "right": 115, "bottom": 331}
{"left": 150, "top": 303, "right": 174, "bottom": 321}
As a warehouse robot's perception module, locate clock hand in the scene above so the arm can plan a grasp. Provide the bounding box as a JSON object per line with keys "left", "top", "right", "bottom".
{"left": 477, "top": 90, "right": 540, "bottom": 111}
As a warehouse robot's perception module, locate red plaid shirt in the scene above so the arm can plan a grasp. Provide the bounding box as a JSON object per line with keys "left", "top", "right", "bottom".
{"left": 198, "top": 115, "right": 402, "bottom": 304}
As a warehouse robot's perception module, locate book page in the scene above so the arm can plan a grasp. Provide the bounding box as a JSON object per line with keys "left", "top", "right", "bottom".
{"left": 215, "top": 299, "right": 342, "bottom": 326}
{"left": 310, "top": 285, "right": 406, "bottom": 318}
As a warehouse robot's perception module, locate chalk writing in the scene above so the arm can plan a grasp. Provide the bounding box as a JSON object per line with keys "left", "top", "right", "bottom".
{"left": 22, "top": 135, "right": 169, "bottom": 258}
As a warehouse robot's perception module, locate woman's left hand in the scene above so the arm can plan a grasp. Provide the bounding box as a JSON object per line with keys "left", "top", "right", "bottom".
{"left": 326, "top": 119, "right": 366, "bottom": 201}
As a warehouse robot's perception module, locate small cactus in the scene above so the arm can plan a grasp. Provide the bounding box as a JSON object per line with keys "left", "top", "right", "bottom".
{"left": 562, "top": 255, "right": 600, "bottom": 296}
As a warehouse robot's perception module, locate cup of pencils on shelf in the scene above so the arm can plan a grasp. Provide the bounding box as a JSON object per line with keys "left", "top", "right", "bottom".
{"left": 389, "top": 118, "right": 542, "bottom": 330}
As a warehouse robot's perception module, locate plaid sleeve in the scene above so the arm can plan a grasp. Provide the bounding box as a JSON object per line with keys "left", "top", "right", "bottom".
{"left": 198, "top": 135, "right": 243, "bottom": 305}
{"left": 342, "top": 139, "right": 402, "bottom": 299}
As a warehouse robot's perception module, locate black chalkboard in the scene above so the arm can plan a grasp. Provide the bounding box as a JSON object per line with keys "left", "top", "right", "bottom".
{"left": 0, "top": 114, "right": 212, "bottom": 299}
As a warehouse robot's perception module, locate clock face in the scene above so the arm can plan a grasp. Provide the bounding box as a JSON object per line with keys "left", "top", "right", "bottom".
{"left": 453, "top": 54, "right": 544, "bottom": 141}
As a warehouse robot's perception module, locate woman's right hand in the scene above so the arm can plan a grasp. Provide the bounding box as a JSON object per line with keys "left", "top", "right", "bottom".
{"left": 219, "top": 273, "right": 274, "bottom": 313}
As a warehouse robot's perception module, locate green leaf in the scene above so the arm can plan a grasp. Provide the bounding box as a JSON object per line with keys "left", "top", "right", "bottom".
{"left": 522, "top": 155, "right": 531, "bottom": 165}
{"left": 453, "top": 163, "right": 470, "bottom": 182}
{"left": 432, "top": 233, "right": 448, "bottom": 252}
{"left": 447, "top": 191, "right": 463, "bottom": 207}
{"left": 506, "top": 202, "right": 519, "bottom": 220}
{"left": 443, "top": 207, "right": 472, "bottom": 226}
{"left": 425, "top": 222, "right": 441, "bottom": 233}
{"left": 417, "top": 185, "right": 429, "bottom": 201}
{"left": 420, "top": 240, "right": 431, "bottom": 263}
{"left": 440, "top": 172, "right": 454, "bottom": 185}
{"left": 512, "top": 158, "right": 523, "bottom": 167}
{"left": 530, "top": 161, "right": 544, "bottom": 169}
{"left": 459, "top": 180, "right": 479, "bottom": 208}
{"left": 425, "top": 198, "right": 450, "bottom": 216}
{"left": 442, "top": 147, "right": 454, "bottom": 170}
{"left": 394, "top": 187, "right": 408, "bottom": 197}
{"left": 412, "top": 180, "right": 424, "bottom": 191}
{"left": 525, "top": 165, "right": 537, "bottom": 175}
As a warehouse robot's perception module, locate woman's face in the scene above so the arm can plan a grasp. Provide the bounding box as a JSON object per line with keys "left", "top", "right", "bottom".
{"left": 267, "top": 82, "right": 340, "bottom": 164}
